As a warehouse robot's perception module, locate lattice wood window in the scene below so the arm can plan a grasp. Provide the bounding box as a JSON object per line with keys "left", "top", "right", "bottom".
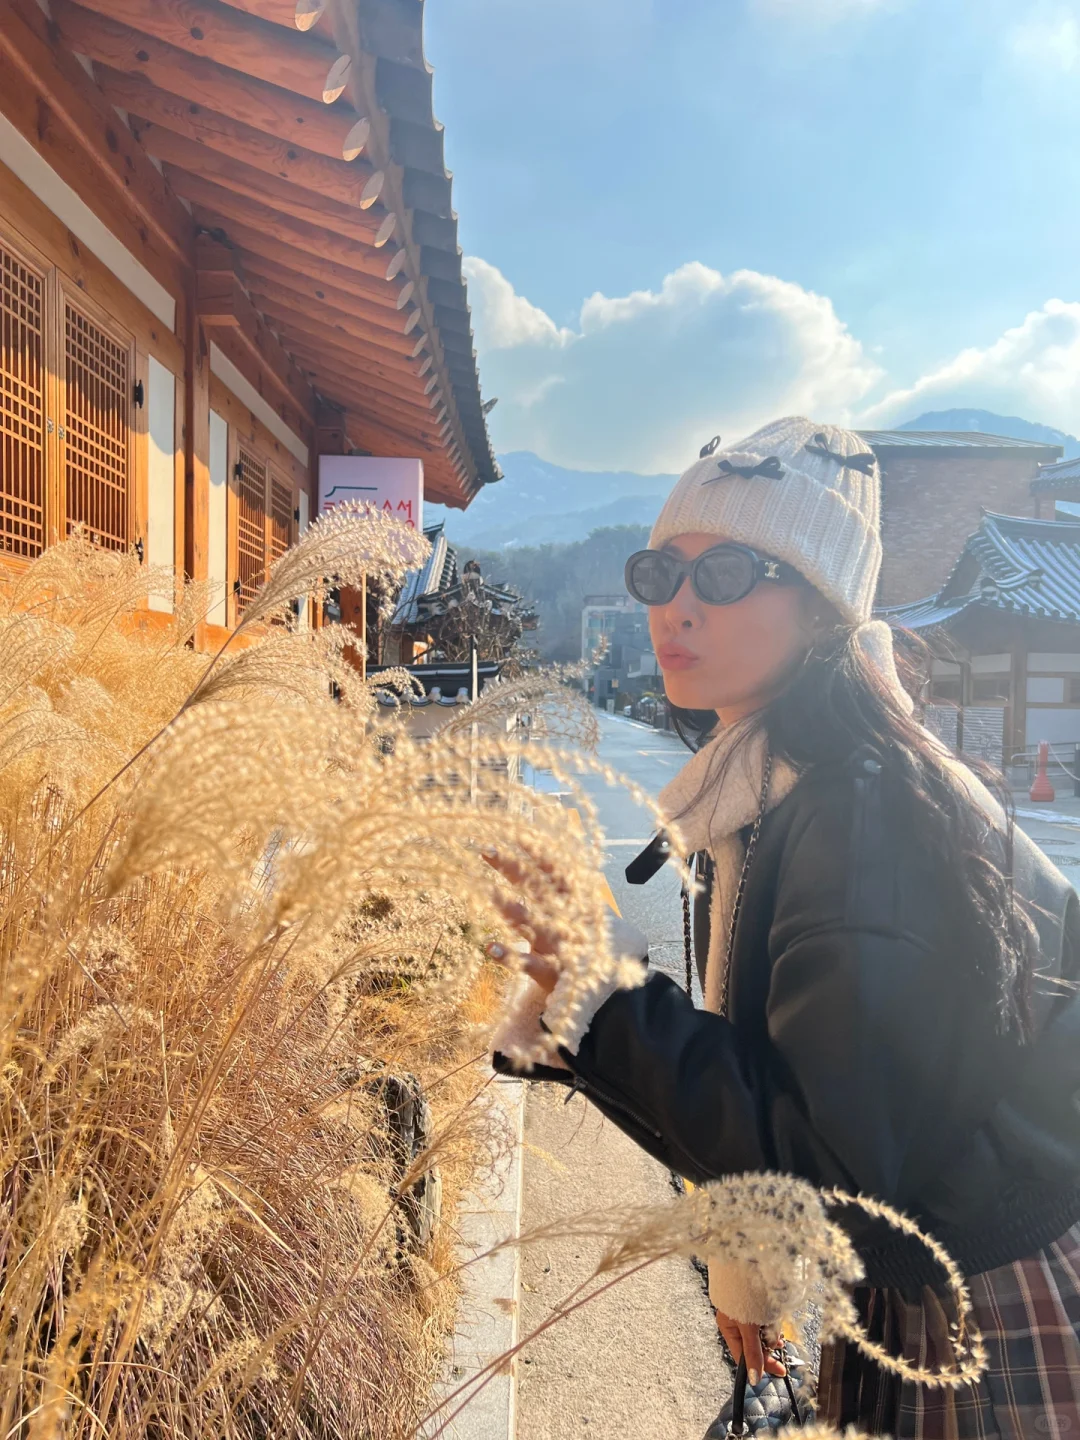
{"left": 62, "top": 299, "right": 131, "bottom": 551}
{"left": 236, "top": 446, "right": 268, "bottom": 616}
{"left": 231, "top": 447, "right": 295, "bottom": 620}
{"left": 269, "top": 474, "right": 293, "bottom": 565}
{"left": 0, "top": 242, "right": 46, "bottom": 559}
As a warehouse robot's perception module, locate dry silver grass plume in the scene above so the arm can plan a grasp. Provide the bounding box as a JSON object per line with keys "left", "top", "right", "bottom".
{"left": 238, "top": 504, "right": 429, "bottom": 630}
{"left": 437, "top": 666, "right": 600, "bottom": 751}
{"left": 1, "top": 531, "right": 177, "bottom": 629}
{"left": 190, "top": 625, "right": 364, "bottom": 711}
{"left": 558, "top": 1172, "right": 986, "bottom": 1392}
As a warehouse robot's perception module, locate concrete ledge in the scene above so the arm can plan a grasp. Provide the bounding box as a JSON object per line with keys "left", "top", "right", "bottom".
{"left": 426, "top": 1074, "right": 526, "bottom": 1440}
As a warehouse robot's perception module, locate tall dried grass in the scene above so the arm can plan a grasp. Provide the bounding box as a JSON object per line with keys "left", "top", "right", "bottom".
{"left": 0, "top": 519, "right": 625, "bottom": 1439}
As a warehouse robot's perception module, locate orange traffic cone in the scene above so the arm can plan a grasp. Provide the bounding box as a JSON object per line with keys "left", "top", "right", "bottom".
{"left": 1030, "top": 740, "right": 1055, "bottom": 803}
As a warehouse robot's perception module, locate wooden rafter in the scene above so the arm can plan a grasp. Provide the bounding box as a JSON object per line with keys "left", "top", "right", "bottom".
{"left": 60, "top": 0, "right": 340, "bottom": 105}
{"left": 223, "top": 238, "right": 406, "bottom": 318}
{"left": 263, "top": 316, "right": 434, "bottom": 389}
{"left": 337, "top": 408, "right": 456, "bottom": 467}
{"left": 297, "top": 374, "right": 444, "bottom": 445}
{"left": 95, "top": 67, "right": 375, "bottom": 208}
{"left": 188, "top": 192, "right": 389, "bottom": 280}
{"left": 158, "top": 156, "right": 386, "bottom": 253}
{"left": 318, "top": 386, "right": 448, "bottom": 446}
{"left": 237, "top": 254, "right": 414, "bottom": 344}
{"left": 52, "top": 1, "right": 357, "bottom": 161}
{"left": 245, "top": 281, "right": 420, "bottom": 361}
{"left": 215, "top": 0, "right": 313, "bottom": 31}
{"left": 271, "top": 328, "right": 443, "bottom": 415}
{"left": 0, "top": 0, "right": 192, "bottom": 283}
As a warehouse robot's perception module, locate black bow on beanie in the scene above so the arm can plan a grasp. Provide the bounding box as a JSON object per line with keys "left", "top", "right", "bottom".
{"left": 704, "top": 456, "right": 786, "bottom": 484}
{"left": 804, "top": 433, "right": 877, "bottom": 475}
{"left": 699, "top": 435, "right": 722, "bottom": 459}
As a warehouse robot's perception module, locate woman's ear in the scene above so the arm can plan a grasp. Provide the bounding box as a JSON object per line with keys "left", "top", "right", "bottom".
{"left": 799, "top": 591, "right": 834, "bottom": 643}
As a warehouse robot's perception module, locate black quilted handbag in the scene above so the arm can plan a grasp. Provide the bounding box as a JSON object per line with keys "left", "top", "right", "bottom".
{"left": 704, "top": 1346, "right": 813, "bottom": 1437}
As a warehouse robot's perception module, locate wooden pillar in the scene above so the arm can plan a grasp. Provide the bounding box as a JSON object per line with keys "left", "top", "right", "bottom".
{"left": 315, "top": 403, "right": 348, "bottom": 459}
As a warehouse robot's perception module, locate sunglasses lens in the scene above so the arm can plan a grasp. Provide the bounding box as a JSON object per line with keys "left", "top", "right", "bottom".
{"left": 693, "top": 547, "right": 756, "bottom": 605}
{"left": 625, "top": 550, "right": 679, "bottom": 606}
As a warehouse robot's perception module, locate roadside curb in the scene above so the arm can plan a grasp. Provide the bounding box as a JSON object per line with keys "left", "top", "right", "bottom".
{"left": 428, "top": 1073, "right": 526, "bottom": 1440}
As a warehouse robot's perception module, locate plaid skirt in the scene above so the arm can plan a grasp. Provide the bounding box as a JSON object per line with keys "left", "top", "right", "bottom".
{"left": 817, "top": 1223, "right": 1080, "bottom": 1438}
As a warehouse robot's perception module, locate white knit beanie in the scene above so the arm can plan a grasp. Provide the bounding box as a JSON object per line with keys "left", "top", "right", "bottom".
{"left": 650, "top": 417, "right": 882, "bottom": 625}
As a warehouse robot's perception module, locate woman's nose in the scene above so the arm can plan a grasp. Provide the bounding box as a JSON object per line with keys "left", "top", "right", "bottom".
{"left": 664, "top": 577, "right": 704, "bottom": 629}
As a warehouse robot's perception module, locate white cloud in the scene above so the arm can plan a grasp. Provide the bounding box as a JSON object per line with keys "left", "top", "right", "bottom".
{"left": 462, "top": 256, "right": 573, "bottom": 351}
{"left": 1008, "top": 5, "right": 1080, "bottom": 72}
{"left": 861, "top": 300, "right": 1080, "bottom": 431}
{"left": 465, "top": 259, "right": 881, "bottom": 472}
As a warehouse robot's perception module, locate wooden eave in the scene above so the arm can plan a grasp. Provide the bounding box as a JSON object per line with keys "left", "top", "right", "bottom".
{"left": 0, "top": 0, "right": 497, "bottom": 508}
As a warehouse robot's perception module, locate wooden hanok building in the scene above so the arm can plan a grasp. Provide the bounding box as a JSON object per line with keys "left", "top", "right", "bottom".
{"left": 382, "top": 523, "right": 537, "bottom": 666}
{"left": 881, "top": 512, "right": 1080, "bottom": 767}
{"left": 0, "top": 0, "right": 498, "bottom": 644}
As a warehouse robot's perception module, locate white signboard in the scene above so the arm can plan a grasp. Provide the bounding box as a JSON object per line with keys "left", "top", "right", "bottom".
{"left": 318, "top": 455, "right": 424, "bottom": 532}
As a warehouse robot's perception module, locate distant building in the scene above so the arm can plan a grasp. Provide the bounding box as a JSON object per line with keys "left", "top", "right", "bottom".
{"left": 384, "top": 523, "right": 536, "bottom": 665}
{"left": 582, "top": 595, "right": 659, "bottom": 709}
{"left": 861, "top": 431, "right": 1063, "bottom": 606}
{"left": 581, "top": 595, "right": 639, "bottom": 664}
{"left": 1032, "top": 456, "right": 1080, "bottom": 520}
{"left": 881, "top": 512, "right": 1080, "bottom": 767}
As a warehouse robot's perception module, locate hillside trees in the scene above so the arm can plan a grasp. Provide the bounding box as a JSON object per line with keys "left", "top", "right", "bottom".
{"left": 459, "top": 524, "right": 650, "bottom": 661}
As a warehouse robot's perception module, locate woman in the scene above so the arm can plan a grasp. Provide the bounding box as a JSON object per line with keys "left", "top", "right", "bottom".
{"left": 493, "top": 417, "right": 1080, "bottom": 1437}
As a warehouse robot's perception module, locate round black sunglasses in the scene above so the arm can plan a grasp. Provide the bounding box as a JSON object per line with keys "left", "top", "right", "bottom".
{"left": 624, "top": 543, "right": 801, "bottom": 608}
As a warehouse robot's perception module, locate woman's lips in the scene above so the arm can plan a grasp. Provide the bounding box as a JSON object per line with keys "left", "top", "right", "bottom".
{"left": 656, "top": 645, "right": 701, "bottom": 671}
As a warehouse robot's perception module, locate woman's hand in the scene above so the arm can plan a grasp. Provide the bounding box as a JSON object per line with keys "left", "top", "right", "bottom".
{"left": 483, "top": 847, "right": 566, "bottom": 996}
{"left": 713, "top": 1311, "right": 787, "bottom": 1385}
{"left": 486, "top": 940, "right": 559, "bottom": 996}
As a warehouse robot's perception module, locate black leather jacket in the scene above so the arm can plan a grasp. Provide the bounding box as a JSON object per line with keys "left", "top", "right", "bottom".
{"left": 496, "top": 751, "right": 1080, "bottom": 1296}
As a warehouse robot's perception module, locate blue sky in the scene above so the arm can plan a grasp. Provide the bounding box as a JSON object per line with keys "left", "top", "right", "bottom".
{"left": 424, "top": 0, "right": 1080, "bottom": 474}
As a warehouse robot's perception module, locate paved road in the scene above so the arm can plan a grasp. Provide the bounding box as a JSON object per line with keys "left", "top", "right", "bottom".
{"left": 516, "top": 713, "right": 726, "bottom": 1440}
{"left": 1015, "top": 800, "right": 1080, "bottom": 883}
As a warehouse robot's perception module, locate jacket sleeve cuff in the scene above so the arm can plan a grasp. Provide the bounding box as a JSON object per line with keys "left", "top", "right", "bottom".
{"left": 490, "top": 916, "right": 649, "bottom": 1067}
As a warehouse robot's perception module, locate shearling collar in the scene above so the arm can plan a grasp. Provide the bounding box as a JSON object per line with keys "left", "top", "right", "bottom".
{"left": 658, "top": 723, "right": 799, "bottom": 859}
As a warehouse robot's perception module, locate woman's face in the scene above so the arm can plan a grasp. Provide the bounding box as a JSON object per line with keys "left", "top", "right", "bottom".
{"left": 647, "top": 532, "right": 814, "bottom": 724}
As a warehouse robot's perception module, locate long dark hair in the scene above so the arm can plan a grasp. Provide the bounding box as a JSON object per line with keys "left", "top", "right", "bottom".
{"left": 670, "top": 622, "right": 1036, "bottom": 1036}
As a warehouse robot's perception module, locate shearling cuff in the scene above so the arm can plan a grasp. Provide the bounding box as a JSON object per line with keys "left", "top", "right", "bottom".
{"left": 490, "top": 973, "right": 555, "bottom": 1067}
{"left": 539, "top": 965, "right": 627, "bottom": 1058}
{"left": 708, "top": 1258, "right": 784, "bottom": 1327}
{"left": 491, "top": 915, "right": 649, "bottom": 1068}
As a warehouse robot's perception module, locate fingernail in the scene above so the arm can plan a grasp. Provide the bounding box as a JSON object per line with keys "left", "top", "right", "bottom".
{"left": 481, "top": 845, "right": 498, "bottom": 858}
{"left": 486, "top": 943, "right": 506, "bottom": 959}
{"left": 747, "top": 1369, "right": 761, "bottom": 1387}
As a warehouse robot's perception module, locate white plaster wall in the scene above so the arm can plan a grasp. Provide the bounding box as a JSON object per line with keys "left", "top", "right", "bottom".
{"left": 147, "top": 357, "right": 175, "bottom": 614}
{"left": 1026, "top": 709, "right": 1080, "bottom": 748}
{"left": 295, "top": 488, "right": 310, "bottom": 630}
{"left": 208, "top": 411, "right": 229, "bottom": 628}
{"left": 0, "top": 112, "right": 175, "bottom": 328}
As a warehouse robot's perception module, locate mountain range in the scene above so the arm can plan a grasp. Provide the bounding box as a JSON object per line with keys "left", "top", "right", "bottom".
{"left": 436, "top": 410, "right": 1079, "bottom": 551}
